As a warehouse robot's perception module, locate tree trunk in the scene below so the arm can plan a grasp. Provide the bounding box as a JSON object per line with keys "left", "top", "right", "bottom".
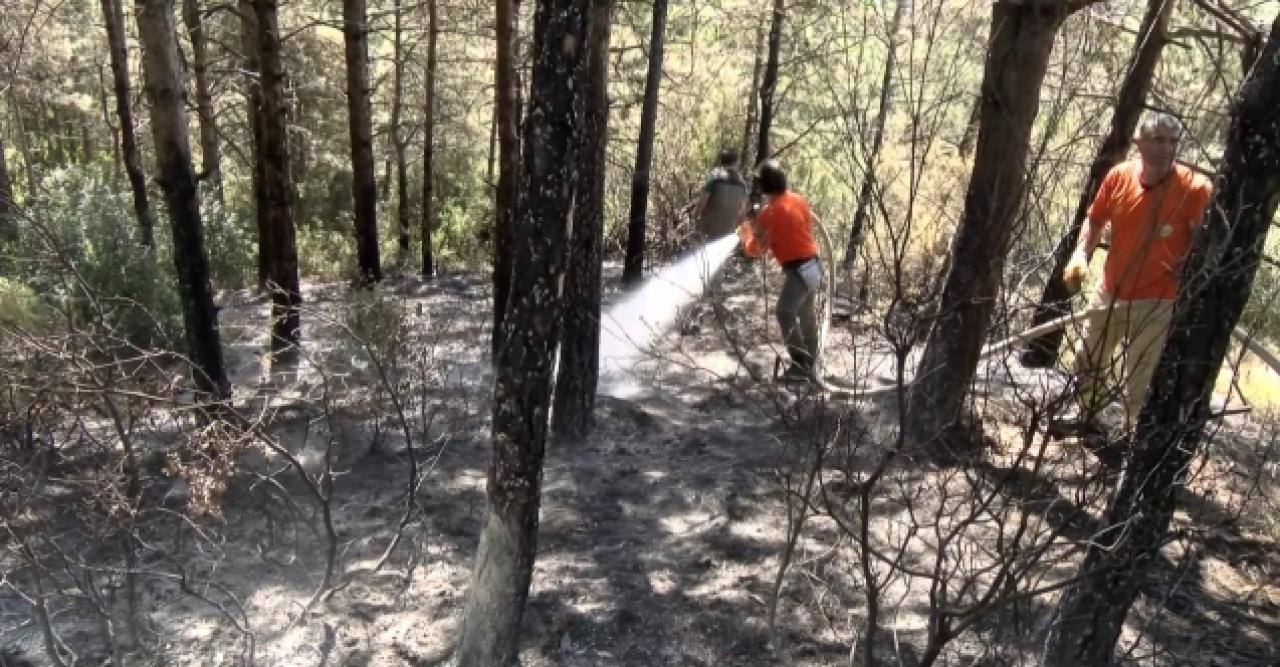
{"left": 392, "top": 0, "right": 410, "bottom": 258}
{"left": 0, "top": 137, "right": 14, "bottom": 223}
{"left": 344, "top": 0, "right": 382, "bottom": 284}
{"left": 620, "top": 0, "right": 668, "bottom": 287}
{"left": 103, "top": 0, "right": 155, "bottom": 247}
{"left": 421, "top": 0, "right": 438, "bottom": 278}
{"left": 182, "top": 0, "right": 222, "bottom": 206}
{"left": 1046, "top": 16, "right": 1280, "bottom": 663}
{"left": 492, "top": 0, "right": 520, "bottom": 359}
{"left": 755, "top": 0, "right": 785, "bottom": 166}
{"left": 1021, "top": 0, "right": 1175, "bottom": 368}
{"left": 740, "top": 15, "right": 766, "bottom": 170}
{"left": 255, "top": 0, "right": 301, "bottom": 352}
{"left": 552, "top": 0, "right": 611, "bottom": 441}
{"left": 957, "top": 92, "right": 981, "bottom": 158}
{"left": 844, "top": 0, "right": 905, "bottom": 270}
{"left": 96, "top": 62, "right": 125, "bottom": 172}
{"left": 905, "top": 1, "right": 1074, "bottom": 448}
{"left": 239, "top": 0, "right": 270, "bottom": 288}
{"left": 454, "top": 0, "right": 590, "bottom": 662}
{"left": 134, "top": 0, "right": 229, "bottom": 399}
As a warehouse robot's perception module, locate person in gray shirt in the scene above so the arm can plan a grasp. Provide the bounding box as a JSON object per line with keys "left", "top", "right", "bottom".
{"left": 694, "top": 149, "right": 749, "bottom": 239}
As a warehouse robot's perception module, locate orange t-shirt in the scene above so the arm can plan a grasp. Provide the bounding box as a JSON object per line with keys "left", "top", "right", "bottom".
{"left": 753, "top": 191, "right": 818, "bottom": 263}
{"left": 1089, "top": 161, "right": 1212, "bottom": 300}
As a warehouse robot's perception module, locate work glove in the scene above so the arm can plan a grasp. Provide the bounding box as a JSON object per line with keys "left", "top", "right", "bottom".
{"left": 1062, "top": 250, "right": 1089, "bottom": 294}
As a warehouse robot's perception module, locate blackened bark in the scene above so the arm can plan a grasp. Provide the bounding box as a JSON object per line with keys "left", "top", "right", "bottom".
{"left": 0, "top": 138, "right": 13, "bottom": 222}
{"left": 255, "top": 0, "right": 301, "bottom": 351}
{"left": 755, "top": 0, "right": 785, "bottom": 166}
{"left": 621, "top": 0, "right": 668, "bottom": 287}
{"left": 239, "top": 0, "right": 269, "bottom": 287}
{"left": 391, "top": 0, "right": 409, "bottom": 257}
{"left": 420, "top": 0, "right": 438, "bottom": 277}
{"left": 553, "top": 0, "right": 612, "bottom": 441}
{"left": 905, "top": 1, "right": 1073, "bottom": 448}
{"left": 957, "top": 92, "right": 981, "bottom": 158}
{"left": 454, "top": 0, "right": 591, "bottom": 662}
{"left": 740, "top": 16, "right": 766, "bottom": 171}
{"left": 134, "top": 0, "right": 230, "bottom": 399}
{"left": 492, "top": 0, "right": 520, "bottom": 358}
{"left": 844, "top": 0, "right": 904, "bottom": 270}
{"left": 344, "top": 0, "right": 382, "bottom": 284}
{"left": 103, "top": 0, "right": 155, "bottom": 247}
{"left": 182, "top": 0, "right": 222, "bottom": 206}
{"left": 1046, "top": 15, "right": 1280, "bottom": 663}
{"left": 1021, "top": 0, "right": 1174, "bottom": 368}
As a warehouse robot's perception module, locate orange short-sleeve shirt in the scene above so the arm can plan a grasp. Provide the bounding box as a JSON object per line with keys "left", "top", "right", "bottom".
{"left": 1089, "top": 161, "right": 1212, "bottom": 300}
{"left": 754, "top": 191, "right": 819, "bottom": 264}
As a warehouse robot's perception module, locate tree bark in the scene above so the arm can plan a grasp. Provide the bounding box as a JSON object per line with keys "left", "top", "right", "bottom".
{"left": 621, "top": 0, "right": 668, "bottom": 287}
{"left": 1021, "top": 0, "right": 1175, "bottom": 368}
{"left": 182, "top": 0, "right": 222, "bottom": 206}
{"left": 239, "top": 0, "right": 270, "bottom": 288}
{"left": 420, "top": 0, "right": 438, "bottom": 278}
{"left": 957, "top": 92, "right": 981, "bottom": 158}
{"left": 905, "top": 1, "right": 1076, "bottom": 448}
{"left": 102, "top": 0, "right": 156, "bottom": 247}
{"left": 255, "top": 0, "right": 301, "bottom": 352}
{"left": 134, "top": 0, "right": 229, "bottom": 399}
{"left": 739, "top": 15, "right": 766, "bottom": 171}
{"left": 1046, "top": 15, "right": 1280, "bottom": 663}
{"left": 843, "top": 0, "right": 905, "bottom": 270}
{"left": 552, "top": 0, "right": 611, "bottom": 441}
{"left": 755, "top": 0, "right": 785, "bottom": 166}
{"left": 454, "top": 0, "right": 590, "bottom": 663}
{"left": 391, "top": 0, "right": 410, "bottom": 258}
{"left": 0, "top": 137, "right": 13, "bottom": 219}
{"left": 492, "top": 0, "right": 520, "bottom": 359}
{"left": 344, "top": 0, "right": 382, "bottom": 284}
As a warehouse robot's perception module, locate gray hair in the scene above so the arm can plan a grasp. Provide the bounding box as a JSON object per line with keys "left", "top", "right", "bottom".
{"left": 1138, "top": 112, "right": 1183, "bottom": 139}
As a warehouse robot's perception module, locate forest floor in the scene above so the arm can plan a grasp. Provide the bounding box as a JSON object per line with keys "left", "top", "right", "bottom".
{"left": 3, "top": 255, "right": 1280, "bottom": 666}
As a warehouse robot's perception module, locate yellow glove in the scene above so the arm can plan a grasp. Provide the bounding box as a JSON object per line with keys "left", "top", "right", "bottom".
{"left": 1062, "top": 250, "right": 1089, "bottom": 294}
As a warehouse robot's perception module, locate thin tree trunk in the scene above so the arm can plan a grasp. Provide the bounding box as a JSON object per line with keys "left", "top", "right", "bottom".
{"left": 421, "top": 0, "right": 438, "bottom": 277}
{"left": 455, "top": 0, "right": 591, "bottom": 662}
{"left": 844, "top": 0, "right": 904, "bottom": 270}
{"left": 620, "top": 0, "right": 668, "bottom": 287}
{"left": 1021, "top": 0, "right": 1175, "bottom": 367}
{"left": 255, "top": 0, "right": 301, "bottom": 352}
{"left": 239, "top": 0, "right": 270, "bottom": 287}
{"left": 391, "top": 0, "right": 410, "bottom": 258}
{"left": 344, "top": 0, "right": 382, "bottom": 284}
{"left": 905, "top": 1, "right": 1081, "bottom": 449}
{"left": 0, "top": 137, "right": 13, "bottom": 224}
{"left": 1046, "top": 16, "right": 1279, "bottom": 663}
{"left": 957, "top": 92, "right": 981, "bottom": 158}
{"left": 492, "top": 0, "right": 520, "bottom": 359}
{"left": 134, "top": 0, "right": 229, "bottom": 399}
{"left": 96, "top": 62, "right": 124, "bottom": 172}
{"left": 103, "top": 0, "right": 155, "bottom": 246}
{"left": 755, "top": 0, "right": 785, "bottom": 165}
{"left": 552, "top": 0, "right": 611, "bottom": 441}
{"left": 182, "top": 0, "right": 223, "bottom": 206}
{"left": 740, "top": 16, "right": 766, "bottom": 170}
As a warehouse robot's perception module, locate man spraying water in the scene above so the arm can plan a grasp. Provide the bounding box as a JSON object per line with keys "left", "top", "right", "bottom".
{"left": 738, "top": 159, "right": 824, "bottom": 383}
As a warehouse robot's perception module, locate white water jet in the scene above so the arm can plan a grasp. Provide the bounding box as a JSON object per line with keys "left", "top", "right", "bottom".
{"left": 597, "top": 233, "right": 740, "bottom": 398}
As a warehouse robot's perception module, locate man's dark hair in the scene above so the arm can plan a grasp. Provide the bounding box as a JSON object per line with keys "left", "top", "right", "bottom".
{"left": 717, "top": 148, "right": 739, "bottom": 168}
{"left": 756, "top": 159, "right": 787, "bottom": 195}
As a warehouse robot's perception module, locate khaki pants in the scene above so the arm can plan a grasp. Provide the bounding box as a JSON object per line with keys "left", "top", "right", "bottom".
{"left": 1071, "top": 295, "right": 1174, "bottom": 426}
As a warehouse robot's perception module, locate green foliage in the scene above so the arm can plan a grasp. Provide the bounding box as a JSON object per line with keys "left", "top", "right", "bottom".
{"left": 340, "top": 285, "right": 409, "bottom": 371}
{"left": 202, "top": 188, "right": 258, "bottom": 290}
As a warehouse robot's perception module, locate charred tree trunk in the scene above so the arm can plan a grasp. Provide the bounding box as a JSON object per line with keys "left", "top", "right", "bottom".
{"left": 621, "top": 0, "right": 668, "bottom": 287}
{"left": 182, "top": 0, "right": 222, "bottom": 206}
{"left": 1046, "top": 15, "right": 1280, "bottom": 663}
{"left": 255, "top": 0, "right": 301, "bottom": 352}
{"left": 391, "top": 0, "right": 410, "bottom": 258}
{"left": 103, "top": 0, "right": 156, "bottom": 247}
{"left": 740, "top": 16, "right": 766, "bottom": 171}
{"left": 0, "top": 138, "right": 13, "bottom": 221}
{"left": 239, "top": 0, "right": 270, "bottom": 287}
{"left": 552, "top": 0, "right": 611, "bottom": 441}
{"left": 1021, "top": 0, "right": 1175, "bottom": 368}
{"left": 905, "top": 1, "right": 1085, "bottom": 448}
{"left": 454, "top": 0, "right": 591, "bottom": 663}
{"left": 344, "top": 0, "right": 382, "bottom": 284}
{"left": 957, "top": 92, "right": 981, "bottom": 158}
{"left": 492, "top": 0, "right": 520, "bottom": 358}
{"left": 844, "top": 0, "right": 905, "bottom": 270}
{"left": 755, "top": 0, "right": 785, "bottom": 166}
{"left": 420, "top": 0, "right": 438, "bottom": 278}
{"left": 134, "top": 0, "right": 229, "bottom": 399}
